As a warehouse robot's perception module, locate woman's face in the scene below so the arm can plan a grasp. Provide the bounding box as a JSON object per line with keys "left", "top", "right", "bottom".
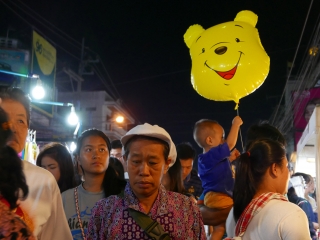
{"left": 306, "top": 177, "right": 315, "bottom": 194}
{"left": 78, "top": 135, "right": 110, "bottom": 175}
{"left": 41, "top": 156, "right": 61, "bottom": 182}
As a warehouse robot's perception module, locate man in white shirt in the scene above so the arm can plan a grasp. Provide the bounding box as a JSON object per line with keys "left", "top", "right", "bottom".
{"left": 0, "top": 88, "right": 72, "bottom": 240}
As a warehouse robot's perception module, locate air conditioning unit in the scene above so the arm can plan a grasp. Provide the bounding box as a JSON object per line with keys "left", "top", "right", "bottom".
{"left": 0, "top": 38, "right": 19, "bottom": 48}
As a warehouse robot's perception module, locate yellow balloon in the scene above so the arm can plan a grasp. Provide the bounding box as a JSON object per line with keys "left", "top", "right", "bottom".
{"left": 184, "top": 10, "right": 270, "bottom": 109}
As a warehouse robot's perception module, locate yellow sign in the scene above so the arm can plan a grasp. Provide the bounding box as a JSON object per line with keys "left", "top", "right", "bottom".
{"left": 32, "top": 31, "right": 56, "bottom": 75}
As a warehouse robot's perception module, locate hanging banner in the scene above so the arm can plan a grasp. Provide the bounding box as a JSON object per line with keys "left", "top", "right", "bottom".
{"left": 31, "top": 31, "right": 56, "bottom": 117}
{"left": 0, "top": 49, "right": 29, "bottom": 86}
{"left": 293, "top": 87, "right": 320, "bottom": 146}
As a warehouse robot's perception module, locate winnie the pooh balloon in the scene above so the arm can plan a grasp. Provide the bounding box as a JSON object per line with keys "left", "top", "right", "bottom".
{"left": 184, "top": 10, "right": 270, "bottom": 109}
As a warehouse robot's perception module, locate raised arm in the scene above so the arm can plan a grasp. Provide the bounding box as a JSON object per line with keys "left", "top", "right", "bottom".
{"left": 226, "top": 116, "right": 243, "bottom": 150}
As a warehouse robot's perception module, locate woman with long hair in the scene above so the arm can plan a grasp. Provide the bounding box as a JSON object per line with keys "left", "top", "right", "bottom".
{"left": 62, "top": 129, "right": 126, "bottom": 240}
{"left": 226, "top": 139, "right": 310, "bottom": 240}
{"left": 36, "top": 142, "right": 76, "bottom": 193}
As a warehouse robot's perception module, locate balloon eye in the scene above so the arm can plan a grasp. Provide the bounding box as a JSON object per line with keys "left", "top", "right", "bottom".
{"left": 235, "top": 38, "right": 240, "bottom": 43}
{"left": 202, "top": 48, "right": 205, "bottom": 53}
{"left": 214, "top": 46, "right": 227, "bottom": 55}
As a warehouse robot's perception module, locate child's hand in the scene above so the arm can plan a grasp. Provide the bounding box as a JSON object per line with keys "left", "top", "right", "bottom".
{"left": 230, "top": 148, "right": 240, "bottom": 162}
{"left": 232, "top": 116, "right": 243, "bottom": 127}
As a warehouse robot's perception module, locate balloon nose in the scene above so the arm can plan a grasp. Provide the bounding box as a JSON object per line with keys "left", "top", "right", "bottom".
{"left": 215, "top": 46, "right": 227, "bottom": 55}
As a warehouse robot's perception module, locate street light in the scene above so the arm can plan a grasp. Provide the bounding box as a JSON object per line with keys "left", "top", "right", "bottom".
{"left": 70, "top": 142, "right": 77, "bottom": 152}
{"left": 115, "top": 115, "right": 124, "bottom": 123}
{"left": 31, "top": 99, "right": 79, "bottom": 126}
{"left": 32, "top": 78, "right": 45, "bottom": 100}
{"left": 0, "top": 69, "right": 45, "bottom": 99}
{"left": 68, "top": 106, "right": 79, "bottom": 125}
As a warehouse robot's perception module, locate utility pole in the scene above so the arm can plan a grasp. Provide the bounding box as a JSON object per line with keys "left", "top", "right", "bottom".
{"left": 77, "top": 38, "right": 99, "bottom": 92}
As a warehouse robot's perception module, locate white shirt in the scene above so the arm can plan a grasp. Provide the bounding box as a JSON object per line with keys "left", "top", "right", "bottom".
{"left": 226, "top": 200, "right": 310, "bottom": 240}
{"left": 20, "top": 161, "right": 72, "bottom": 240}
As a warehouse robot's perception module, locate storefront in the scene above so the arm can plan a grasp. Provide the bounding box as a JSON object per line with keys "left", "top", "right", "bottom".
{"left": 296, "top": 105, "right": 320, "bottom": 214}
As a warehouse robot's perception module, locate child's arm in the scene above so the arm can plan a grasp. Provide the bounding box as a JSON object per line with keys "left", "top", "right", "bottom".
{"left": 229, "top": 148, "right": 240, "bottom": 162}
{"left": 226, "top": 116, "right": 243, "bottom": 150}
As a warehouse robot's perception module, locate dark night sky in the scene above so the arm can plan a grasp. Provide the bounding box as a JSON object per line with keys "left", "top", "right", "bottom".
{"left": 0, "top": 0, "right": 319, "bottom": 153}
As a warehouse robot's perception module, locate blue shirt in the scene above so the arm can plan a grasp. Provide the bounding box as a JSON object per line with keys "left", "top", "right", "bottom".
{"left": 198, "top": 143, "right": 234, "bottom": 197}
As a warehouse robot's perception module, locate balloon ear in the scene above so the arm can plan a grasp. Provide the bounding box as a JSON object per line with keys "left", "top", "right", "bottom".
{"left": 184, "top": 24, "right": 205, "bottom": 48}
{"left": 234, "top": 10, "right": 258, "bottom": 27}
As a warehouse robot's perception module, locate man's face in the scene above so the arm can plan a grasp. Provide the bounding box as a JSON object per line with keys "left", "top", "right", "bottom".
{"left": 180, "top": 158, "right": 193, "bottom": 180}
{"left": 1, "top": 100, "right": 28, "bottom": 153}
{"left": 110, "top": 148, "right": 122, "bottom": 160}
{"left": 125, "top": 138, "right": 170, "bottom": 199}
{"left": 110, "top": 147, "right": 127, "bottom": 171}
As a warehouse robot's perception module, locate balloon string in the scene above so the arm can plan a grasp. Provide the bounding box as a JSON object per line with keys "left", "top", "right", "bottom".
{"left": 236, "top": 108, "right": 244, "bottom": 153}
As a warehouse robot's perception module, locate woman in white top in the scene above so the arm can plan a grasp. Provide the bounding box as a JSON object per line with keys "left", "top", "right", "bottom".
{"left": 226, "top": 139, "right": 310, "bottom": 240}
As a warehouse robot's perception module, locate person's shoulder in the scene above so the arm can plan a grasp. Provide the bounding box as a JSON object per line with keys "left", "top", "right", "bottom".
{"left": 92, "top": 195, "right": 122, "bottom": 213}
{"left": 167, "top": 191, "right": 197, "bottom": 207}
{"left": 23, "top": 161, "right": 54, "bottom": 177}
{"left": 207, "top": 142, "right": 229, "bottom": 154}
{"left": 23, "top": 161, "right": 57, "bottom": 186}
{"left": 97, "top": 195, "right": 121, "bottom": 207}
{"left": 267, "top": 199, "right": 307, "bottom": 216}
{"left": 191, "top": 169, "right": 200, "bottom": 176}
{"left": 61, "top": 187, "right": 75, "bottom": 197}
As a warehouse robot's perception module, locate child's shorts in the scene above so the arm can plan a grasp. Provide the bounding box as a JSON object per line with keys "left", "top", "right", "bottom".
{"left": 204, "top": 191, "right": 233, "bottom": 209}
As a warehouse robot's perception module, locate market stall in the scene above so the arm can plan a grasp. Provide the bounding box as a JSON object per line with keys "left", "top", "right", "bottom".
{"left": 296, "top": 105, "right": 320, "bottom": 217}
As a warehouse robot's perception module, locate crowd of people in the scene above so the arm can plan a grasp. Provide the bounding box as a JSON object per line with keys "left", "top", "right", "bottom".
{"left": 0, "top": 87, "right": 317, "bottom": 240}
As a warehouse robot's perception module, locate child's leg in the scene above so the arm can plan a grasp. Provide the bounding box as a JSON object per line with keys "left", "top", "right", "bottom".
{"left": 209, "top": 223, "right": 225, "bottom": 240}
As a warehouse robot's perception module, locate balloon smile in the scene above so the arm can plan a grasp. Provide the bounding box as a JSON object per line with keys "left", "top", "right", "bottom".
{"left": 205, "top": 52, "right": 243, "bottom": 80}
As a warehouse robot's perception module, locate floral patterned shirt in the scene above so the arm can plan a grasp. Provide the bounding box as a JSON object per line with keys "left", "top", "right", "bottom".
{"left": 87, "top": 183, "right": 206, "bottom": 240}
{"left": 0, "top": 200, "right": 35, "bottom": 240}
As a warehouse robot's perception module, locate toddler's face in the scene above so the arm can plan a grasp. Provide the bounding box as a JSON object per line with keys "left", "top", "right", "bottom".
{"left": 210, "top": 124, "right": 224, "bottom": 147}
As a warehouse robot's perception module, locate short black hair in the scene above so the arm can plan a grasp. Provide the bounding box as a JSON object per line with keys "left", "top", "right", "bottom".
{"left": 0, "top": 88, "right": 31, "bottom": 126}
{"left": 111, "top": 139, "right": 122, "bottom": 149}
{"left": 109, "top": 157, "right": 124, "bottom": 180}
{"left": 176, "top": 142, "right": 196, "bottom": 160}
{"left": 246, "top": 122, "right": 286, "bottom": 149}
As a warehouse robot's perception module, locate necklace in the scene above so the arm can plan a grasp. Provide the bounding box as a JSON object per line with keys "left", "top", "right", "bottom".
{"left": 74, "top": 186, "right": 86, "bottom": 240}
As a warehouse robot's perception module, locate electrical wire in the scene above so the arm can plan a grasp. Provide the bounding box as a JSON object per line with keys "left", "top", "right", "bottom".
{"left": 271, "top": 0, "right": 314, "bottom": 125}
{"left": 0, "top": 0, "right": 81, "bottom": 61}
{"left": 15, "top": 0, "right": 82, "bottom": 47}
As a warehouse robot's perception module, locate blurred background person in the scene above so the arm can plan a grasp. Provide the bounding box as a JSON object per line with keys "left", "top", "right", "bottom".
{"left": 287, "top": 175, "right": 317, "bottom": 239}
{"left": 162, "top": 157, "right": 185, "bottom": 194}
{"left": 36, "top": 142, "right": 76, "bottom": 193}
{"left": 177, "top": 142, "right": 203, "bottom": 199}
{"left": 109, "top": 156, "right": 125, "bottom": 180}
{"left": 110, "top": 139, "right": 126, "bottom": 172}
